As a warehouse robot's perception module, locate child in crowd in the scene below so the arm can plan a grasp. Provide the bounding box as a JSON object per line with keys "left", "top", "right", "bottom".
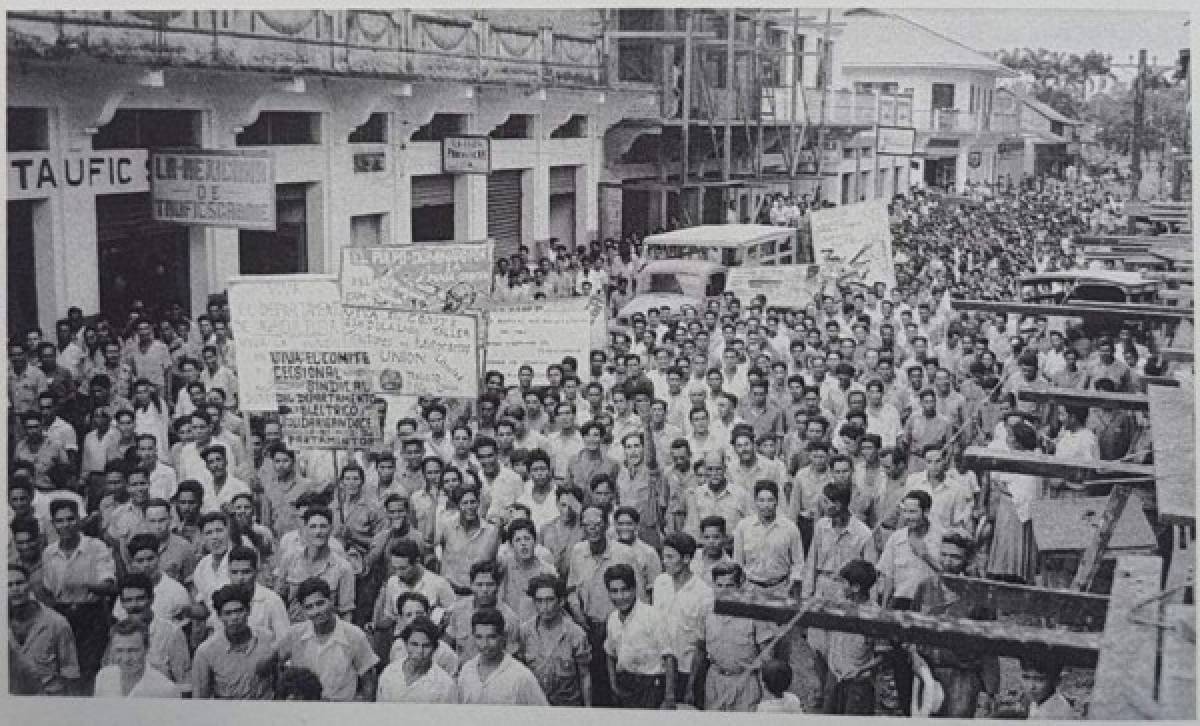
{"left": 755, "top": 659, "right": 804, "bottom": 713}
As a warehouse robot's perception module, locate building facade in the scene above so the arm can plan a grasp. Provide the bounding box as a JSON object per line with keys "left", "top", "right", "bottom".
{"left": 832, "top": 9, "right": 1023, "bottom": 193}
{"left": 995, "top": 88, "right": 1085, "bottom": 181}
{"left": 7, "top": 10, "right": 657, "bottom": 334}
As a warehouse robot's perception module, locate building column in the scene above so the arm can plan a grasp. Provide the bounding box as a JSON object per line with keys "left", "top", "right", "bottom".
{"left": 528, "top": 114, "right": 551, "bottom": 256}
{"left": 955, "top": 147, "right": 970, "bottom": 193}
{"left": 41, "top": 128, "right": 101, "bottom": 328}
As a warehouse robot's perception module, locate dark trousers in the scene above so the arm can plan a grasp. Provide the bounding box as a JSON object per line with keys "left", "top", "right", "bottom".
{"left": 57, "top": 601, "right": 111, "bottom": 692}
{"left": 615, "top": 671, "right": 665, "bottom": 709}
{"left": 585, "top": 620, "right": 615, "bottom": 707}
{"left": 798, "top": 516, "right": 815, "bottom": 554}
{"left": 887, "top": 596, "right": 916, "bottom": 716}
{"left": 824, "top": 675, "right": 876, "bottom": 715}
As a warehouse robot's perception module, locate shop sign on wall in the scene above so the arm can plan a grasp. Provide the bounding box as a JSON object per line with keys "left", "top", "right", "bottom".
{"left": 442, "top": 136, "right": 491, "bottom": 174}
{"left": 151, "top": 149, "right": 275, "bottom": 230}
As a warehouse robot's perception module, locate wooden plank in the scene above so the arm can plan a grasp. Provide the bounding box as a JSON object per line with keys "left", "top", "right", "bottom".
{"left": 939, "top": 574, "right": 1109, "bottom": 628}
{"left": 1158, "top": 604, "right": 1196, "bottom": 719}
{"left": 1141, "top": 374, "right": 1181, "bottom": 388}
{"left": 1091, "top": 556, "right": 1164, "bottom": 720}
{"left": 713, "top": 593, "right": 1101, "bottom": 666}
{"left": 949, "top": 299, "right": 1194, "bottom": 322}
{"left": 963, "top": 446, "right": 1157, "bottom": 481}
{"left": 1031, "top": 495, "right": 1157, "bottom": 554}
{"left": 1071, "top": 485, "right": 1132, "bottom": 591}
{"left": 1148, "top": 384, "right": 1196, "bottom": 525}
{"left": 1017, "top": 387, "right": 1149, "bottom": 411}
{"left": 1158, "top": 348, "right": 1194, "bottom": 364}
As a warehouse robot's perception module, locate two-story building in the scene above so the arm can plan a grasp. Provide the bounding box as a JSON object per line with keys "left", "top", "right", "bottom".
{"left": 994, "top": 88, "right": 1086, "bottom": 181}
{"left": 7, "top": 10, "right": 659, "bottom": 335}
{"left": 832, "top": 9, "right": 1022, "bottom": 192}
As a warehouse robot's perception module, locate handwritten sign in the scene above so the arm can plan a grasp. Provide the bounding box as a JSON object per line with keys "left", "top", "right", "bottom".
{"left": 809, "top": 199, "right": 897, "bottom": 291}
{"left": 227, "top": 275, "right": 343, "bottom": 410}
{"left": 342, "top": 306, "right": 479, "bottom": 399}
{"left": 8, "top": 149, "right": 149, "bottom": 200}
{"left": 340, "top": 243, "right": 494, "bottom": 312}
{"left": 442, "top": 136, "right": 491, "bottom": 174}
{"left": 151, "top": 149, "right": 274, "bottom": 230}
{"left": 486, "top": 300, "right": 592, "bottom": 384}
{"left": 271, "top": 350, "right": 379, "bottom": 450}
{"left": 726, "top": 265, "right": 822, "bottom": 308}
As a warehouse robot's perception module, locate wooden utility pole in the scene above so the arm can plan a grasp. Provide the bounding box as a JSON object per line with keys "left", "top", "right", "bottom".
{"left": 722, "top": 8, "right": 736, "bottom": 185}
{"left": 681, "top": 11, "right": 693, "bottom": 195}
{"left": 1128, "top": 48, "right": 1148, "bottom": 232}
{"left": 813, "top": 9, "right": 833, "bottom": 201}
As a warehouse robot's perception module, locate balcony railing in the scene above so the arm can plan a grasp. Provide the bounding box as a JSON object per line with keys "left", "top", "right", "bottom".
{"left": 910, "top": 108, "right": 1020, "bottom": 134}
{"left": 760, "top": 88, "right": 914, "bottom": 127}
{"left": 6, "top": 10, "right": 606, "bottom": 88}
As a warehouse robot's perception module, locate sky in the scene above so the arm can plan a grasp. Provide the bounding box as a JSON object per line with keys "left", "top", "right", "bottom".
{"left": 886, "top": 8, "right": 1190, "bottom": 68}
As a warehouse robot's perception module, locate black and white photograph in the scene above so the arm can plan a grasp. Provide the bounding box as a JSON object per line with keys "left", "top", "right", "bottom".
{"left": 4, "top": 4, "right": 1195, "bottom": 722}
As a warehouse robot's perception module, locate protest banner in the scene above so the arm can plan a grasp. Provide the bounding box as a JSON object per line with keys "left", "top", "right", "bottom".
{"left": 339, "top": 242, "right": 494, "bottom": 312}
{"left": 726, "top": 265, "right": 822, "bottom": 308}
{"left": 227, "top": 275, "right": 343, "bottom": 410}
{"left": 486, "top": 299, "right": 591, "bottom": 384}
{"left": 270, "top": 350, "right": 379, "bottom": 450}
{"left": 808, "top": 198, "right": 897, "bottom": 290}
{"left": 342, "top": 306, "right": 480, "bottom": 399}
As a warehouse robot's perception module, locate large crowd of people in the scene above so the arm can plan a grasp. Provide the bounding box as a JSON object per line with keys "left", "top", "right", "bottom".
{"left": 7, "top": 172, "right": 1182, "bottom": 718}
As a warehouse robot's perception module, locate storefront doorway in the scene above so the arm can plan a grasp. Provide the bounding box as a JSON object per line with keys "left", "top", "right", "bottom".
{"left": 96, "top": 193, "right": 191, "bottom": 321}
{"left": 8, "top": 200, "right": 39, "bottom": 336}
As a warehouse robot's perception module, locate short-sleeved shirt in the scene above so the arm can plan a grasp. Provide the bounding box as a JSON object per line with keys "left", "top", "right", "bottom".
{"left": 445, "top": 599, "right": 520, "bottom": 662}
{"left": 8, "top": 364, "right": 49, "bottom": 413}
{"left": 129, "top": 339, "right": 173, "bottom": 390}
{"left": 437, "top": 519, "right": 501, "bottom": 592}
{"left": 605, "top": 601, "right": 674, "bottom": 675}
{"left": 377, "top": 570, "right": 458, "bottom": 635}
{"left": 389, "top": 638, "right": 460, "bottom": 678}
{"left": 684, "top": 485, "right": 754, "bottom": 539}
{"left": 703, "top": 611, "right": 775, "bottom": 674}
{"left": 94, "top": 663, "right": 181, "bottom": 698}
{"left": 457, "top": 654, "right": 548, "bottom": 706}
{"left": 278, "top": 619, "right": 379, "bottom": 701}
{"left": 538, "top": 517, "right": 582, "bottom": 580}
{"left": 566, "top": 540, "right": 640, "bottom": 622}
{"left": 276, "top": 547, "right": 356, "bottom": 618}
{"left": 377, "top": 661, "right": 458, "bottom": 703}
{"left": 802, "top": 517, "right": 877, "bottom": 599}
{"left": 733, "top": 516, "right": 806, "bottom": 586}
{"left": 113, "top": 573, "right": 191, "bottom": 624}
{"left": 8, "top": 602, "right": 80, "bottom": 694}
{"left": 99, "top": 616, "right": 191, "bottom": 688}
{"left": 498, "top": 551, "right": 558, "bottom": 623}
{"left": 13, "top": 438, "right": 71, "bottom": 492}
{"left": 878, "top": 525, "right": 944, "bottom": 601}
{"left": 42, "top": 535, "right": 116, "bottom": 605}
{"left": 516, "top": 617, "right": 592, "bottom": 706}
{"left": 651, "top": 573, "right": 713, "bottom": 674}
{"left": 192, "top": 628, "right": 276, "bottom": 700}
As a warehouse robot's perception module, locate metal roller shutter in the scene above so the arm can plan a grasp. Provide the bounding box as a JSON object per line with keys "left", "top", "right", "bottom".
{"left": 549, "top": 166, "right": 577, "bottom": 195}
{"left": 487, "top": 170, "right": 523, "bottom": 258}
{"left": 411, "top": 174, "right": 455, "bottom": 207}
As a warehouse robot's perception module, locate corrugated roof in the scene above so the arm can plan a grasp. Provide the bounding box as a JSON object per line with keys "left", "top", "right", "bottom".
{"left": 838, "top": 9, "right": 1018, "bottom": 75}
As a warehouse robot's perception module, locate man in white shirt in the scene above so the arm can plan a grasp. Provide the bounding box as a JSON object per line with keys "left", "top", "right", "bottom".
{"left": 457, "top": 607, "right": 548, "bottom": 705}
{"left": 603, "top": 563, "right": 677, "bottom": 709}
{"left": 199, "top": 446, "right": 251, "bottom": 514}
